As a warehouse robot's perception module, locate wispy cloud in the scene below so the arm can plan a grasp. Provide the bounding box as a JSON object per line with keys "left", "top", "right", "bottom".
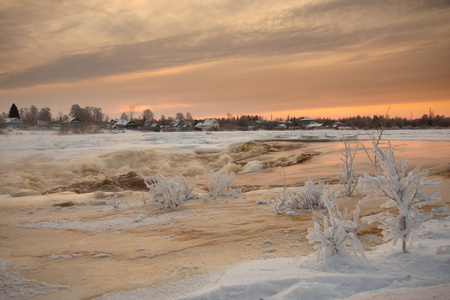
{"left": 1, "top": 0, "right": 448, "bottom": 89}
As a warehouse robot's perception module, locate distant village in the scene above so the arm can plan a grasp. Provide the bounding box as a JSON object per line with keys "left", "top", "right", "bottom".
{"left": 1, "top": 103, "right": 450, "bottom": 133}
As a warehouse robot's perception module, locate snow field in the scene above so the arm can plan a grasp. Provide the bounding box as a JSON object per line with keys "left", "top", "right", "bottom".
{"left": 1, "top": 129, "right": 449, "bottom": 299}
{"left": 99, "top": 217, "right": 450, "bottom": 300}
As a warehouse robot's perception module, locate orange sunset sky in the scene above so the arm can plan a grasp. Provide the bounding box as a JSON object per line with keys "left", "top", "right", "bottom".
{"left": 1, "top": 0, "right": 449, "bottom": 120}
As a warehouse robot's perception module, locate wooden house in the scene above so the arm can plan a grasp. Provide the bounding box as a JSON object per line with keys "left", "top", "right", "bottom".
{"left": 112, "top": 119, "right": 138, "bottom": 130}
{"left": 195, "top": 118, "right": 219, "bottom": 130}
{"left": 61, "top": 117, "right": 82, "bottom": 132}
{"left": 3, "top": 117, "right": 25, "bottom": 129}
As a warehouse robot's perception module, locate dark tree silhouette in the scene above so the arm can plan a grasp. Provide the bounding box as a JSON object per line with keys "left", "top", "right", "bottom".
{"left": 8, "top": 103, "right": 20, "bottom": 119}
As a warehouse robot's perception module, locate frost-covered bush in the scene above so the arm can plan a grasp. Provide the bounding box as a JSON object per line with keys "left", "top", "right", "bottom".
{"left": 312, "top": 191, "right": 366, "bottom": 237}
{"left": 335, "top": 140, "right": 360, "bottom": 197}
{"left": 109, "top": 193, "right": 121, "bottom": 209}
{"left": 205, "top": 169, "right": 240, "bottom": 202}
{"left": 272, "top": 177, "right": 324, "bottom": 214}
{"left": 141, "top": 192, "right": 148, "bottom": 206}
{"left": 271, "top": 168, "right": 290, "bottom": 214}
{"left": 289, "top": 178, "right": 324, "bottom": 210}
{"left": 360, "top": 141, "right": 447, "bottom": 253}
{"left": 107, "top": 193, "right": 137, "bottom": 213}
{"left": 144, "top": 173, "right": 197, "bottom": 209}
{"left": 307, "top": 191, "right": 370, "bottom": 267}
{"left": 273, "top": 184, "right": 290, "bottom": 214}
{"left": 178, "top": 174, "right": 198, "bottom": 202}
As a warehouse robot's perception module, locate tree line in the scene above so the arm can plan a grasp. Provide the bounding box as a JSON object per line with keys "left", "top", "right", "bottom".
{"left": 2, "top": 103, "right": 450, "bottom": 129}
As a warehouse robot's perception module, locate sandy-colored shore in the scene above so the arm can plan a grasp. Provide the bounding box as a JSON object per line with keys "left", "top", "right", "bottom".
{"left": 1, "top": 140, "right": 449, "bottom": 299}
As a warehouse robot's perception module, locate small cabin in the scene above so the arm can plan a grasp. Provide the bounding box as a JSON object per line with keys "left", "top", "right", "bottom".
{"left": 195, "top": 118, "right": 219, "bottom": 130}
{"left": 170, "top": 119, "right": 193, "bottom": 131}
{"left": 61, "top": 117, "right": 82, "bottom": 132}
{"left": 3, "top": 117, "right": 25, "bottom": 129}
{"left": 112, "top": 119, "right": 138, "bottom": 130}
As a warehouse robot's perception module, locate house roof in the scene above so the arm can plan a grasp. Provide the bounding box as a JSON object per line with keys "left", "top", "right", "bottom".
{"left": 114, "top": 119, "right": 130, "bottom": 126}
{"left": 65, "top": 117, "right": 81, "bottom": 123}
{"left": 202, "top": 118, "right": 218, "bottom": 125}
{"left": 171, "top": 119, "right": 181, "bottom": 127}
{"left": 4, "top": 117, "right": 24, "bottom": 123}
{"left": 305, "top": 122, "right": 323, "bottom": 128}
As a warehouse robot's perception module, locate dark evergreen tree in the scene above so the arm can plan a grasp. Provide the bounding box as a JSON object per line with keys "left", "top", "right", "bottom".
{"left": 8, "top": 103, "right": 20, "bottom": 119}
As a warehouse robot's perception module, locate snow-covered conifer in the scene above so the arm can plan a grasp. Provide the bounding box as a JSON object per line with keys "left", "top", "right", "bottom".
{"left": 307, "top": 190, "right": 370, "bottom": 267}
{"left": 360, "top": 141, "right": 447, "bottom": 253}
{"left": 335, "top": 140, "right": 360, "bottom": 197}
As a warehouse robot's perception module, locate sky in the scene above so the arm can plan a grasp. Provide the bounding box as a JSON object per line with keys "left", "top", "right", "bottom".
{"left": 1, "top": 0, "right": 450, "bottom": 120}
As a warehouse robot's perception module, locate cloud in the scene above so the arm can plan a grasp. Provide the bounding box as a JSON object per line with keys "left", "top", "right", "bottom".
{"left": 1, "top": 0, "right": 449, "bottom": 90}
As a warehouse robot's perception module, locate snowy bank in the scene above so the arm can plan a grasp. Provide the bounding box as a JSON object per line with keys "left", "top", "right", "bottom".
{"left": 99, "top": 217, "right": 450, "bottom": 300}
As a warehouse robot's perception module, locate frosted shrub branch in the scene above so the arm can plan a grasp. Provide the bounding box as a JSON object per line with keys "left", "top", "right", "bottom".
{"left": 205, "top": 169, "right": 240, "bottom": 202}
{"left": 144, "top": 173, "right": 197, "bottom": 209}
{"left": 109, "top": 193, "right": 120, "bottom": 209}
{"left": 312, "top": 189, "right": 366, "bottom": 237}
{"left": 272, "top": 174, "right": 324, "bottom": 214}
{"left": 178, "top": 174, "right": 198, "bottom": 202}
{"left": 109, "top": 193, "right": 137, "bottom": 213}
{"left": 360, "top": 107, "right": 390, "bottom": 176}
{"left": 289, "top": 178, "right": 325, "bottom": 210}
{"left": 360, "top": 141, "right": 447, "bottom": 253}
{"left": 273, "top": 168, "right": 289, "bottom": 214}
{"left": 335, "top": 140, "right": 359, "bottom": 197}
{"left": 307, "top": 190, "right": 371, "bottom": 268}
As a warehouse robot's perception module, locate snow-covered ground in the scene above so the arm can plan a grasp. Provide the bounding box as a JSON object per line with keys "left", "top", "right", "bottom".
{"left": 99, "top": 216, "right": 450, "bottom": 299}
{"left": 1, "top": 129, "right": 449, "bottom": 299}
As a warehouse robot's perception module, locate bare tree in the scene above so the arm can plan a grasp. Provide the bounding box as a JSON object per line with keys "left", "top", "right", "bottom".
{"left": 120, "top": 112, "right": 128, "bottom": 120}
{"left": 26, "top": 105, "right": 38, "bottom": 126}
{"left": 176, "top": 112, "right": 184, "bottom": 120}
{"left": 128, "top": 104, "right": 135, "bottom": 121}
{"left": 20, "top": 107, "right": 29, "bottom": 123}
{"left": 142, "top": 109, "right": 154, "bottom": 120}
{"left": 92, "top": 107, "right": 104, "bottom": 123}
{"left": 38, "top": 107, "right": 52, "bottom": 123}
{"left": 360, "top": 106, "right": 391, "bottom": 175}
{"left": 69, "top": 104, "right": 82, "bottom": 119}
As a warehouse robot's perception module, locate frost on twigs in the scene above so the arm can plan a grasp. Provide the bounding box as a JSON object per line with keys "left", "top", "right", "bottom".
{"left": 144, "top": 173, "right": 197, "bottom": 209}
{"left": 272, "top": 175, "right": 324, "bottom": 214}
{"left": 271, "top": 167, "right": 290, "bottom": 214}
{"left": 360, "top": 141, "right": 448, "bottom": 253}
{"left": 335, "top": 140, "right": 360, "bottom": 198}
{"left": 141, "top": 192, "right": 148, "bottom": 206}
{"left": 204, "top": 169, "right": 241, "bottom": 203}
{"left": 109, "top": 193, "right": 121, "bottom": 209}
{"left": 312, "top": 189, "right": 366, "bottom": 237}
{"left": 108, "top": 192, "right": 137, "bottom": 213}
{"left": 289, "top": 178, "right": 324, "bottom": 210}
{"left": 272, "top": 185, "right": 290, "bottom": 215}
{"left": 307, "top": 190, "right": 371, "bottom": 268}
